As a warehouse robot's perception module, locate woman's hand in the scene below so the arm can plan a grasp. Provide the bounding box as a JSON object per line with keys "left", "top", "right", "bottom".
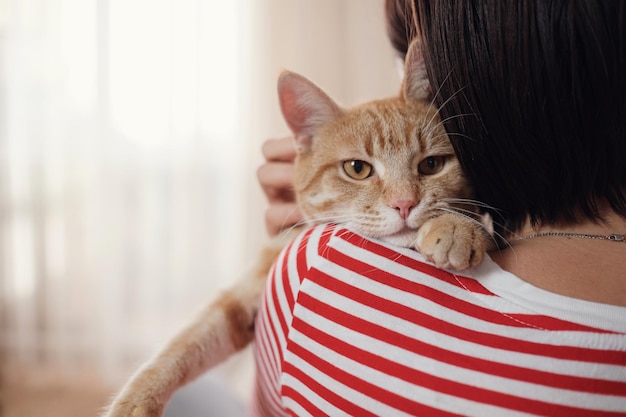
{"left": 257, "top": 136, "right": 303, "bottom": 236}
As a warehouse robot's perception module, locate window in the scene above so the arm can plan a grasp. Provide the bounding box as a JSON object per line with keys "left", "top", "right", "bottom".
{"left": 0, "top": 0, "right": 399, "bottom": 401}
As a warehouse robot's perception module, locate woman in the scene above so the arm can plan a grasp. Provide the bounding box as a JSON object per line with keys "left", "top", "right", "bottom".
{"left": 254, "top": 1, "right": 626, "bottom": 415}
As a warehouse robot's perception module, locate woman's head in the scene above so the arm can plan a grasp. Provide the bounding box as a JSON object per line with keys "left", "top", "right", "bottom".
{"left": 386, "top": 0, "right": 626, "bottom": 235}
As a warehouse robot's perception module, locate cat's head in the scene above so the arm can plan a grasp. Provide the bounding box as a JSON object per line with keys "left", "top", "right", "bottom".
{"left": 277, "top": 40, "right": 472, "bottom": 247}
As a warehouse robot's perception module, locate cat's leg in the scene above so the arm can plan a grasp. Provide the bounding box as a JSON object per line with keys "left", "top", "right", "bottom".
{"left": 102, "top": 230, "right": 299, "bottom": 417}
{"left": 101, "top": 280, "right": 262, "bottom": 417}
{"left": 415, "top": 212, "right": 493, "bottom": 270}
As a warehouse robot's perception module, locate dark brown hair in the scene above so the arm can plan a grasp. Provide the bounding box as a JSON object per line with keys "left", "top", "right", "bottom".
{"left": 384, "top": 0, "right": 416, "bottom": 59}
{"left": 387, "top": 0, "right": 626, "bottom": 235}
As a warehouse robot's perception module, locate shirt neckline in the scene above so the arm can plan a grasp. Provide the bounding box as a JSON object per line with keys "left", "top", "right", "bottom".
{"left": 466, "top": 254, "right": 626, "bottom": 334}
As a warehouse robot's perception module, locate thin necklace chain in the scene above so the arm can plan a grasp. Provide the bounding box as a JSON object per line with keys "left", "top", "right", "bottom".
{"left": 512, "top": 231, "right": 626, "bottom": 242}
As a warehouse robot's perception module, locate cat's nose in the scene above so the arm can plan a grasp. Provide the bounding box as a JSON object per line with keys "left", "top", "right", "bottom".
{"left": 391, "top": 199, "right": 416, "bottom": 220}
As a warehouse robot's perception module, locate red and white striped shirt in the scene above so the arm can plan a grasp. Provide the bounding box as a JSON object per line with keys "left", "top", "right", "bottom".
{"left": 251, "top": 224, "right": 626, "bottom": 416}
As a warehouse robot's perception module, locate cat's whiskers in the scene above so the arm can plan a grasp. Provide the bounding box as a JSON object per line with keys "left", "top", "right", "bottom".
{"left": 441, "top": 197, "right": 515, "bottom": 244}
{"left": 436, "top": 206, "right": 500, "bottom": 248}
{"left": 435, "top": 206, "right": 512, "bottom": 251}
{"left": 423, "top": 67, "right": 456, "bottom": 126}
{"left": 441, "top": 197, "right": 504, "bottom": 215}
{"left": 307, "top": 208, "right": 390, "bottom": 223}
{"left": 302, "top": 208, "right": 421, "bottom": 243}
{"left": 295, "top": 214, "right": 384, "bottom": 237}
{"left": 441, "top": 198, "right": 508, "bottom": 226}
{"left": 423, "top": 84, "right": 468, "bottom": 135}
{"left": 432, "top": 113, "right": 478, "bottom": 131}
{"left": 335, "top": 228, "right": 373, "bottom": 249}
{"left": 275, "top": 214, "right": 355, "bottom": 244}
{"left": 272, "top": 200, "right": 321, "bottom": 239}
{"left": 303, "top": 212, "right": 363, "bottom": 224}
{"left": 427, "top": 112, "right": 478, "bottom": 143}
{"left": 435, "top": 132, "right": 476, "bottom": 142}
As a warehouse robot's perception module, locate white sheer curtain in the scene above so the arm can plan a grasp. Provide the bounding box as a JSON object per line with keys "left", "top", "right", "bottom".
{"left": 0, "top": 0, "right": 399, "bottom": 395}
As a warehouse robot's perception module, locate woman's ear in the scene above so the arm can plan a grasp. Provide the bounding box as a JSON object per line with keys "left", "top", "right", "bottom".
{"left": 277, "top": 71, "right": 344, "bottom": 153}
{"left": 401, "top": 38, "right": 432, "bottom": 102}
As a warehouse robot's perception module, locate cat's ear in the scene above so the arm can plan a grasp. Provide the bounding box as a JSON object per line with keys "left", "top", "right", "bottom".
{"left": 401, "top": 38, "right": 432, "bottom": 102}
{"left": 277, "top": 71, "right": 344, "bottom": 153}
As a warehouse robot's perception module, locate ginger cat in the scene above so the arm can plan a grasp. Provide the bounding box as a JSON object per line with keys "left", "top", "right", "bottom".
{"left": 103, "top": 40, "right": 492, "bottom": 417}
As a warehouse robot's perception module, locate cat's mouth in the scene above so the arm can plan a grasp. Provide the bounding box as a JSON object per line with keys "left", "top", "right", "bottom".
{"left": 380, "top": 226, "right": 418, "bottom": 248}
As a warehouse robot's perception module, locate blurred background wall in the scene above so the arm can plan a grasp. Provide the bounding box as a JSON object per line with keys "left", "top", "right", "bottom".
{"left": 0, "top": 0, "right": 400, "bottom": 414}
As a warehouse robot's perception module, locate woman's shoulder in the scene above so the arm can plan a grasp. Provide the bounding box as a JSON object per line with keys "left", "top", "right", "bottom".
{"left": 282, "top": 224, "right": 486, "bottom": 300}
{"left": 284, "top": 224, "right": 626, "bottom": 335}
{"left": 469, "top": 254, "right": 626, "bottom": 334}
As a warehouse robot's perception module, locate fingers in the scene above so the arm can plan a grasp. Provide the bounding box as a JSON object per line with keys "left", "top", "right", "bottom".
{"left": 262, "top": 136, "right": 297, "bottom": 162}
{"left": 265, "top": 202, "right": 303, "bottom": 237}
{"left": 257, "top": 162, "right": 296, "bottom": 203}
{"left": 258, "top": 136, "right": 303, "bottom": 236}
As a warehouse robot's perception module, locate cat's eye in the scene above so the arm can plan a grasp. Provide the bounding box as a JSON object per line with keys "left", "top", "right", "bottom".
{"left": 418, "top": 156, "right": 446, "bottom": 175}
{"left": 342, "top": 160, "right": 373, "bottom": 180}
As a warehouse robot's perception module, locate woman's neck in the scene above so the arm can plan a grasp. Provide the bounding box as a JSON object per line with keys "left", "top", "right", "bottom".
{"left": 490, "top": 210, "right": 626, "bottom": 307}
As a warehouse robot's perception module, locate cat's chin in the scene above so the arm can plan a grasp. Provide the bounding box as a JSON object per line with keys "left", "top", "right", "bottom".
{"left": 378, "top": 229, "right": 418, "bottom": 248}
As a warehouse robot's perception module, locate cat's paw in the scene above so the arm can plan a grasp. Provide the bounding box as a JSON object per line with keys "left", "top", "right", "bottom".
{"left": 415, "top": 213, "right": 488, "bottom": 270}
{"left": 103, "top": 395, "right": 164, "bottom": 417}
{"left": 102, "top": 391, "right": 165, "bottom": 417}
